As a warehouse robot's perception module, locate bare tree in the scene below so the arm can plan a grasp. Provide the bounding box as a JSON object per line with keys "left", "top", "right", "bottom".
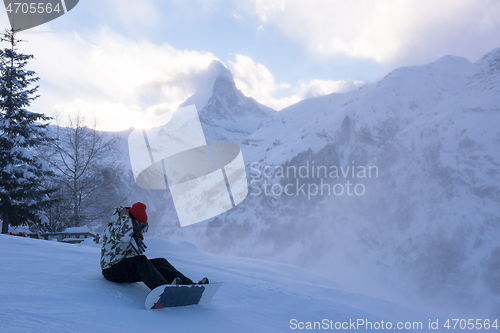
{"left": 43, "top": 112, "right": 125, "bottom": 230}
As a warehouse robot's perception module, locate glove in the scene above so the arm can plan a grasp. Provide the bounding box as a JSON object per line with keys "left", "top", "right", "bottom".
{"left": 130, "top": 235, "right": 147, "bottom": 255}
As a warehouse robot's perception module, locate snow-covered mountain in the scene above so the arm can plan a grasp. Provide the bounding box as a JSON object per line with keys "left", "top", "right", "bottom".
{"left": 242, "top": 54, "right": 479, "bottom": 164}
{"left": 159, "top": 48, "right": 500, "bottom": 315}
{"left": 180, "top": 60, "right": 276, "bottom": 144}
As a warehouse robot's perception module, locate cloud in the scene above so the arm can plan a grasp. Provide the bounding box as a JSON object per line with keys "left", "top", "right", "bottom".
{"left": 0, "top": 0, "right": 220, "bottom": 131}
{"left": 7, "top": 24, "right": 356, "bottom": 130}
{"left": 248, "top": 0, "right": 500, "bottom": 65}
{"left": 296, "top": 79, "right": 364, "bottom": 99}
{"left": 23, "top": 27, "right": 218, "bottom": 131}
{"left": 229, "top": 54, "right": 363, "bottom": 110}
{"left": 0, "top": 2, "right": 369, "bottom": 130}
{"left": 107, "top": 0, "right": 160, "bottom": 28}
{"left": 229, "top": 54, "right": 282, "bottom": 106}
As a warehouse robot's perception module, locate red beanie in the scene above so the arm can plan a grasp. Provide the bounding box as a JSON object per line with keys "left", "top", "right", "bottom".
{"left": 130, "top": 202, "right": 148, "bottom": 223}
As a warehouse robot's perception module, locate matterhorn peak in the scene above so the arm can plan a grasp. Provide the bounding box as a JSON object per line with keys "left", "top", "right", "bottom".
{"left": 206, "top": 60, "right": 234, "bottom": 83}
{"left": 179, "top": 60, "right": 276, "bottom": 144}
{"left": 180, "top": 60, "right": 234, "bottom": 112}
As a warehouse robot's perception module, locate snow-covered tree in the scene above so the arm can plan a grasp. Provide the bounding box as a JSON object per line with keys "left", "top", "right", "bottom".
{"left": 0, "top": 29, "right": 55, "bottom": 234}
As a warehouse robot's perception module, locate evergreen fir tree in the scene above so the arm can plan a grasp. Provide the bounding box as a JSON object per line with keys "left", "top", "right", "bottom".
{"left": 0, "top": 28, "right": 55, "bottom": 234}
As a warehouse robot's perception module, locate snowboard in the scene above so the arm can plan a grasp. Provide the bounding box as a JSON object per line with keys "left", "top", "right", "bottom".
{"left": 145, "top": 282, "right": 223, "bottom": 309}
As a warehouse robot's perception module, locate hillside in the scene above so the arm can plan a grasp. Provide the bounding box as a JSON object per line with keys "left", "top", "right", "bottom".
{"left": 0, "top": 235, "right": 440, "bottom": 333}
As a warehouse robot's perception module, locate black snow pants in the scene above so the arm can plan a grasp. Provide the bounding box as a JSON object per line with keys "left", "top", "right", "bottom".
{"left": 102, "top": 255, "right": 194, "bottom": 290}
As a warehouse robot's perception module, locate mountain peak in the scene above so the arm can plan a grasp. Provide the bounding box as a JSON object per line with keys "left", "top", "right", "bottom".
{"left": 179, "top": 60, "right": 234, "bottom": 112}
{"left": 179, "top": 60, "right": 276, "bottom": 144}
{"left": 207, "top": 60, "right": 233, "bottom": 83}
{"left": 428, "top": 55, "right": 476, "bottom": 75}
{"left": 475, "top": 47, "right": 500, "bottom": 74}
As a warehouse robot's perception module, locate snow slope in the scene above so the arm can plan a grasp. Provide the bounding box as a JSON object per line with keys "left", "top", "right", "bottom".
{"left": 0, "top": 234, "right": 441, "bottom": 333}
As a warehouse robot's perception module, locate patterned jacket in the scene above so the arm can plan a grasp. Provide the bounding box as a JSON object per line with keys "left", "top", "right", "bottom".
{"left": 100, "top": 207, "right": 137, "bottom": 270}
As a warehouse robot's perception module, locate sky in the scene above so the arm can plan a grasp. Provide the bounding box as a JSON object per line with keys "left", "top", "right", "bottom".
{"left": 1, "top": 0, "right": 500, "bottom": 130}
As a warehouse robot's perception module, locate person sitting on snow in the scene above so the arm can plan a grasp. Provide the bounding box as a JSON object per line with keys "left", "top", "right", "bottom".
{"left": 100, "top": 202, "right": 209, "bottom": 289}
